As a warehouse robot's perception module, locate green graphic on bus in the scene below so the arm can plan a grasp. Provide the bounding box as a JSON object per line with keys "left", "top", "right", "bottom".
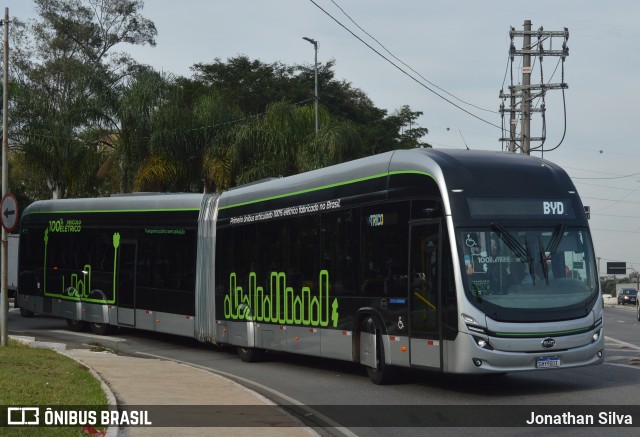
{"left": 48, "top": 218, "right": 82, "bottom": 233}
{"left": 43, "top": 228, "right": 120, "bottom": 304}
{"left": 223, "top": 270, "right": 339, "bottom": 327}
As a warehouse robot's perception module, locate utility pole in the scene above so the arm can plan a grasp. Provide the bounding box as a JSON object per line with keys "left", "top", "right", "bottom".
{"left": 499, "top": 20, "right": 569, "bottom": 154}
{"left": 1, "top": 8, "right": 9, "bottom": 347}
{"left": 302, "top": 37, "right": 319, "bottom": 136}
{"left": 521, "top": 20, "right": 532, "bottom": 154}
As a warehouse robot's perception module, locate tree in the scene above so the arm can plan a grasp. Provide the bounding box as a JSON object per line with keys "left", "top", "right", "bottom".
{"left": 391, "top": 105, "right": 431, "bottom": 149}
{"left": 6, "top": 30, "right": 432, "bottom": 199}
{"left": 192, "top": 56, "right": 428, "bottom": 159}
{"left": 230, "top": 101, "right": 359, "bottom": 185}
{"left": 7, "top": 0, "right": 156, "bottom": 198}
{"left": 136, "top": 58, "right": 429, "bottom": 191}
{"left": 133, "top": 77, "right": 244, "bottom": 193}
{"left": 112, "top": 68, "right": 170, "bottom": 192}
{"left": 192, "top": 56, "right": 298, "bottom": 115}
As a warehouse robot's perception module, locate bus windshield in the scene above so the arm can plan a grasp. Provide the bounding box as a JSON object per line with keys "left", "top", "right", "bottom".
{"left": 459, "top": 226, "right": 598, "bottom": 322}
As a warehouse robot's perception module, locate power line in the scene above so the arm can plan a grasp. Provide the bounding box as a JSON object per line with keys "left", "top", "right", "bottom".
{"left": 308, "top": 0, "right": 502, "bottom": 131}
{"left": 328, "top": 0, "right": 496, "bottom": 114}
{"left": 576, "top": 181, "right": 640, "bottom": 191}
{"left": 571, "top": 171, "right": 640, "bottom": 180}
{"left": 595, "top": 212, "right": 640, "bottom": 219}
{"left": 582, "top": 196, "right": 640, "bottom": 205}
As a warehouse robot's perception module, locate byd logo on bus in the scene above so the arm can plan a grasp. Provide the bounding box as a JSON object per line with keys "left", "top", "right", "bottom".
{"left": 541, "top": 338, "right": 556, "bottom": 349}
{"left": 543, "top": 201, "right": 564, "bottom": 215}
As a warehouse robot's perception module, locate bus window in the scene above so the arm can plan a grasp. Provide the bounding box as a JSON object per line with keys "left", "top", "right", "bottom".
{"left": 321, "top": 208, "right": 360, "bottom": 296}
{"left": 361, "top": 202, "right": 409, "bottom": 297}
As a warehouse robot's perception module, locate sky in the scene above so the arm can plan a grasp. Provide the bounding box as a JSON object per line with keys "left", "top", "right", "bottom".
{"left": 6, "top": 0, "right": 640, "bottom": 277}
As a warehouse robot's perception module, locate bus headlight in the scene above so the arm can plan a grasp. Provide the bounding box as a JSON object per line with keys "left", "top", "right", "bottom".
{"left": 592, "top": 329, "right": 601, "bottom": 342}
{"left": 473, "top": 336, "right": 493, "bottom": 350}
{"left": 462, "top": 313, "right": 477, "bottom": 324}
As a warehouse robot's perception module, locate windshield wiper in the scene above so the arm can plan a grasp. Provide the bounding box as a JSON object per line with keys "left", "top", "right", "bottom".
{"left": 491, "top": 223, "right": 529, "bottom": 261}
{"left": 524, "top": 236, "right": 536, "bottom": 286}
{"left": 536, "top": 224, "right": 565, "bottom": 286}
{"left": 546, "top": 223, "right": 566, "bottom": 257}
{"left": 491, "top": 223, "right": 535, "bottom": 283}
{"left": 538, "top": 235, "right": 549, "bottom": 285}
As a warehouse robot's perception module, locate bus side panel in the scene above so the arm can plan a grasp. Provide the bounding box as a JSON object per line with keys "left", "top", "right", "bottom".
{"left": 135, "top": 309, "right": 156, "bottom": 332}
{"left": 321, "top": 328, "right": 353, "bottom": 361}
{"left": 155, "top": 311, "right": 195, "bottom": 337}
{"left": 226, "top": 320, "right": 254, "bottom": 348}
{"left": 256, "top": 324, "right": 286, "bottom": 351}
{"left": 116, "top": 306, "right": 134, "bottom": 325}
{"left": 83, "top": 302, "right": 109, "bottom": 324}
{"left": 287, "top": 326, "right": 320, "bottom": 355}
{"left": 53, "top": 299, "right": 81, "bottom": 321}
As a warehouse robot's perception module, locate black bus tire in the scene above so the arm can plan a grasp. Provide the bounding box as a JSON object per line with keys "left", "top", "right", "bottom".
{"left": 19, "top": 307, "right": 34, "bottom": 318}
{"left": 89, "top": 322, "right": 111, "bottom": 335}
{"left": 66, "top": 319, "right": 87, "bottom": 332}
{"left": 363, "top": 317, "right": 397, "bottom": 385}
{"left": 637, "top": 302, "right": 640, "bottom": 321}
{"left": 237, "top": 346, "right": 264, "bottom": 363}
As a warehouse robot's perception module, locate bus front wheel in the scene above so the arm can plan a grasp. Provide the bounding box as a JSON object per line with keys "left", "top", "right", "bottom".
{"left": 362, "top": 317, "right": 397, "bottom": 385}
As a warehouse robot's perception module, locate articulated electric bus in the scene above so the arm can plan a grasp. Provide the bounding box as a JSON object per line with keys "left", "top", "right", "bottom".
{"left": 16, "top": 149, "right": 604, "bottom": 383}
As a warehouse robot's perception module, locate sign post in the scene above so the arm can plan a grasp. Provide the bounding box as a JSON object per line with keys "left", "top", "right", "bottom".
{"left": 0, "top": 192, "right": 16, "bottom": 347}
{"left": 1, "top": 8, "right": 8, "bottom": 347}
{"left": 1, "top": 192, "right": 18, "bottom": 233}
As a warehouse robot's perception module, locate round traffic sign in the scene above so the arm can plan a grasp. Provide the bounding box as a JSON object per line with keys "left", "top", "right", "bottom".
{"left": 1, "top": 192, "right": 18, "bottom": 232}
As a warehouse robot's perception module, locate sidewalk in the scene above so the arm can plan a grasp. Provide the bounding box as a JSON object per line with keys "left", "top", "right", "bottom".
{"left": 12, "top": 335, "right": 318, "bottom": 437}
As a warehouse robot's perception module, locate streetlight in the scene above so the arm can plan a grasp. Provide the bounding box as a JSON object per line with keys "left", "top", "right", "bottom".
{"left": 302, "top": 37, "right": 319, "bottom": 136}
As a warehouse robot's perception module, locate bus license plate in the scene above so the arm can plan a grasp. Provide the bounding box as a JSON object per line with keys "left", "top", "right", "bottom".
{"left": 536, "top": 356, "right": 560, "bottom": 368}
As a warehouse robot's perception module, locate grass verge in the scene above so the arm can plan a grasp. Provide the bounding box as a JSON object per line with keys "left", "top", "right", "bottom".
{"left": 0, "top": 339, "right": 108, "bottom": 436}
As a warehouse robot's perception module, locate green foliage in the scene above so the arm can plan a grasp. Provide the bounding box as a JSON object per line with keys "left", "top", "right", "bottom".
{"left": 7, "top": 0, "right": 157, "bottom": 199}
{"left": 0, "top": 340, "right": 107, "bottom": 437}
{"left": 6, "top": 4, "right": 430, "bottom": 200}
{"left": 601, "top": 278, "right": 617, "bottom": 296}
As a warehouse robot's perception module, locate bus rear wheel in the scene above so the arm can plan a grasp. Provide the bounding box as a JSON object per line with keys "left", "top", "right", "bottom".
{"left": 89, "top": 322, "right": 111, "bottom": 335}
{"left": 19, "top": 308, "right": 34, "bottom": 318}
{"left": 237, "top": 346, "right": 265, "bottom": 363}
{"left": 66, "top": 319, "right": 87, "bottom": 332}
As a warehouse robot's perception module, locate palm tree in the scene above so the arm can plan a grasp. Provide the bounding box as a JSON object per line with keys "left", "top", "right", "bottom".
{"left": 230, "top": 102, "right": 359, "bottom": 186}
{"left": 133, "top": 79, "right": 244, "bottom": 192}
{"left": 108, "top": 68, "right": 169, "bottom": 192}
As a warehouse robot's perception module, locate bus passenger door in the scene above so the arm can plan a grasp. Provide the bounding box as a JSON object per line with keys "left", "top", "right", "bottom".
{"left": 409, "top": 221, "right": 442, "bottom": 370}
{"left": 116, "top": 241, "right": 137, "bottom": 326}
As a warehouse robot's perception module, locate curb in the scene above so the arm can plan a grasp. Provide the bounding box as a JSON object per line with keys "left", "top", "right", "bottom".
{"left": 9, "top": 335, "right": 118, "bottom": 437}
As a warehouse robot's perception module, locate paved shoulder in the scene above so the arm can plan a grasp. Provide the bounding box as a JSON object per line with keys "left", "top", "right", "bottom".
{"left": 66, "top": 349, "right": 318, "bottom": 437}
